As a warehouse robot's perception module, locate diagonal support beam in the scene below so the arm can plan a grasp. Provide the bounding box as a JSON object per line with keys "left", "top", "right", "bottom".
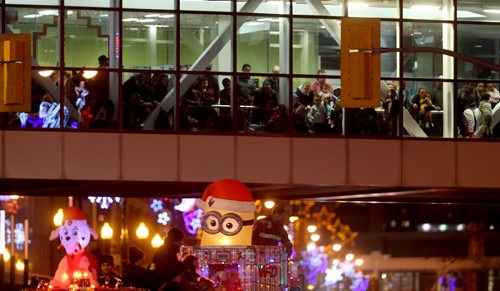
{"left": 142, "top": 0, "right": 263, "bottom": 130}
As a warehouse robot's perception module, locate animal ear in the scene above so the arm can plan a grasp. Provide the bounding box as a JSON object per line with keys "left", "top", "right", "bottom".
{"left": 89, "top": 226, "right": 98, "bottom": 240}
{"left": 49, "top": 228, "right": 60, "bottom": 241}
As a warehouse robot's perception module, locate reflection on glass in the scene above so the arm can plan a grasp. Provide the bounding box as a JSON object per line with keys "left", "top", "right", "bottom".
{"left": 403, "top": 0, "right": 453, "bottom": 20}
{"left": 5, "top": 70, "right": 62, "bottom": 129}
{"left": 403, "top": 22, "right": 444, "bottom": 78}
{"left": 458, "top": 0, "right": 500, "bottom": 22}
{"left": 65, "top": 10, "right": 109, "bottom": 68}
{"left": 457, "top": 24, "right": 499, "bottom": 80}
{"left": 381, "top": 22, "right": 397, "bottom": 77}
{"left": 237, "top": 17, "right": 288, "bottom": 75}
{"left": 123, "top": 12, "right": 174, "bottom": 69}
{"left": 348, "top": 0, "right": 398, "bottom": 18}
{"left": 293, "top": 0, "right": 342, "bottom": 16}
{"left": 181, "top": 0, "right": 231, "bottom": 12}
{"left": 123, "top": 0, "right": 173, "bottom": 10}
{"left": 180, "top": 14, "right": 231, "bottom": 72}
{"left": 65, "top": 0, "right": 113, "bottom": 8}
{"left": 238, "top": 0, "right": 289, "bottom": 14}
{"left": 6, "top": 8, "right": 59, "bottom": 66}
{"left": 292, "top": 19, "right": 339, "bottom": 75}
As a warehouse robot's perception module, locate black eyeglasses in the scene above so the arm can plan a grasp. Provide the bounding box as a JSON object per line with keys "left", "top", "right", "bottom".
{"left": 201, "top": 211, "right": 254, "bottom": 236}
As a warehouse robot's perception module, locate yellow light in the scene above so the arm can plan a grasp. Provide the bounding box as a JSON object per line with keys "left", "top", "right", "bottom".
{"left": 257, "top": 215, "right": 266, "bottom": 220}
{"left": 15, "top": 259, "right": 24, "bottom": 271}
{"left": 3, "top": 249, "right": 10, "bottom": 262}
{"left": 306, "top": 242, "right": 316, "bottom": 252}
{"left": 310, "top": 234, "right": 320, "bottom": 242}
{"left": 73, "top": 271, "right": 82, "bottom": 279}
{"left": 307, "top": 284, "right": 315, "bottom": 290}
{"left": 38, "top": 70, "right": 53, "bottom": 77}
{"left": 346, "top": 253, "right": 354, "bottom": 261}
{"left": 289, "top": 216, "right": 299, "bottom": 223}
{"left": 355, "top": 258, "right": 364, "bottom": 266}
{"left": 222, "top": 238, "right": 230, "bottom": 245}
{"left": 82, "top": 70, "right": 98, "bottom": 79}
{"left": 61, "top": 273, "right": 69, "bottom": 283}
{"left": 381, "top": 273, "right": 387, "bottom": 279}
{"left": 136, "top": 222, "right": 149, "bottom": 239}
{"left": 151, "top": 233, "right": 164, "bottom": 248}
{"left": 264, "top": 201, "right": 275, "bottom": 209}
{"left": 100, "top": 222, "right": 113, "bottom": 240}
{"left": 332, "top": 259, "right": 340, "bottom": 265}
{"left": 332, "top": 243, "right": 342, "bottom": 252}
{"left": 307, "top": 225, "right": 317, "bottom": 233}
{"left": 53, "top": 208, "right": 63, "bottom": 227}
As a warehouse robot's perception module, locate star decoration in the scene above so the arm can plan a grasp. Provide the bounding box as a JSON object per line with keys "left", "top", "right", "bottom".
{"left": 313, "top": 206, "right": 337, "bottom": 227}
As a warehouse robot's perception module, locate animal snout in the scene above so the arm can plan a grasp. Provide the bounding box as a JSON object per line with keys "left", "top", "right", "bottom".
{"left": 65, "top": 236, "right": 71, "bottom": 241}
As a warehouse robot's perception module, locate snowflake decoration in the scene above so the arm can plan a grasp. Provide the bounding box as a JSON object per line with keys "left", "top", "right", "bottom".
{"left": 182, "top": 209, "right": 203, "bottom": 235}
{"left": 324, "top": 266, "right": 344, "bottom": 286}
{"left": 150, "top": 199, "right": 164, "bottom": 213}
{"left": 157, "top": 211, "right": 171, "bottom": 225}
{"left": 5, "top": 220, "right": 30, "bottom": 251}
{"left": 88, "top": 196, "right": 121, "bottom": 209}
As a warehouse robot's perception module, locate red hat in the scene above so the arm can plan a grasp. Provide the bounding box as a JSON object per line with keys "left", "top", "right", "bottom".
{"left": 63, "top": 207, "right": 87, "bottom": 222}
{"left": 196, "top": 179, "right": 255, "bottom": 213}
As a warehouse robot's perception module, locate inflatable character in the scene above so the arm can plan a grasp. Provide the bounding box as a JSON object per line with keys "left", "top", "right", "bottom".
{"left": 49, "top": 207, "right": 99, "bottom": 287}
{"left": 196, "top": 179, "right": 255, "bottom": 246}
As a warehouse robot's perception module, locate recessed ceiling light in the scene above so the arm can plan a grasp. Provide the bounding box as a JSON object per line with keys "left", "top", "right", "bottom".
{"left": 484, "top": 9, "right": 500, "bottom": 14}
{"left": 411, "top": 5, "right": 440, "bottom": 11}
{"left": 348, "top": 2, "right": 369, "bottom": 8}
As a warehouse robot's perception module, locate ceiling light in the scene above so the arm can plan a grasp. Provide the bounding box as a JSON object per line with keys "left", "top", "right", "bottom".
{"left": 348, "top": 2, "right": 369, "bottom": 8}
{"left": 158, "top": 15, "right": 174, "bottom": 19}
{"left": 411, "top": 5, "right": 440, "bottom": 11}
{"left": 484, "top": 9, "right": 500, "bottom": 14}
{"left": 123, "top": 18, "right": 139, "bottom": 22}
{"left": 137, "top": 19, "right": 155, "bottom": 23}
{"left": 23, "top": 14, "right": 41, "bottom": 18}
{"left": 38, "top": 70, "right": 54, "bottom": 77}
{"left": 145, "top": 14, "right": 161, "bottom": 18}
{"left": 38, "top": 10, "right": 58, "bottom": 15}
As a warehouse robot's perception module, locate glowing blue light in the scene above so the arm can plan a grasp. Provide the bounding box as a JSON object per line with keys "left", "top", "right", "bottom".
{"left": 150, "top": 199, "right": 164, "bottom": 212}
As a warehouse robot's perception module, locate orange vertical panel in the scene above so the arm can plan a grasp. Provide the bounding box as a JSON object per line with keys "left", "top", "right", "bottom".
{"left": 0, "top": 34, "right": 31, "bottom": 112}
{"left": 340, "top": 18, "right": 381, "bottom": 108}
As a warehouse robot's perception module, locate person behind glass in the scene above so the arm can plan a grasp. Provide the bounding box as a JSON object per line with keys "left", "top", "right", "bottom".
{"left": 457, "top": 86, "right": 479, "bottom": 138}
{"left": 410, "top": 87, "right": 433, "bottom": 128}
{"left": 97, "top": 254, "right": 122, "bottom": 288}
{"left": 237, "top": 63, "right": 257, "bottom": 106}
{"left": 236, "top": 64, "right": 257, "bottom": 130}
{"left": 264, "top": 65, "right": 280, "bottom": 94}
{"left": 307, "top": 95, "right": 328, "bottom": 134}
{"left": 152, "top": 227, "right": 185, "bottom": 290}
{"left": 486, "top": 83, "right": 500, "bottom": 106}
{"left": 123, "top": 246, "right": 159, "bottom": 290}
{"left": 251, "top": 80, "right": 278, "bottom": 125}
{"left": 252, "top": 205, "right": 293, "bottom": 258}
{"left": 383, "top": 88, "right": 400, "bottom": 136}
{"left": 478, "top": 92, "right": 493, "bottom": 137}
{"left": 216, "top": 78, "right": 232, "bottom": 131}
{"left": 310, "top": 69, "right": 334, "bottom": 96}
{"left": 293, "top": 81, "right": 314, "bottom": 108}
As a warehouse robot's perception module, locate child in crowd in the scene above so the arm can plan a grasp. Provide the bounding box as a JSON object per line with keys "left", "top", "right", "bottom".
{"left": 486, "top": 83, "right": 500, "bottom": 105}
{"left": 307, "top": 95, "right": 327, "bottom": 133}
{"left": 97, "top": 254, "right": 122, "bottom": 288}
{"left": 479, "top": 92, "right": 493, "bottom": 137}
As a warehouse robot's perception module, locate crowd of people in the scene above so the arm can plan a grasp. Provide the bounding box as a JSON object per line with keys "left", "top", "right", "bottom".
{"left": 17, "top": 58, "right": 500, "bottom": 138}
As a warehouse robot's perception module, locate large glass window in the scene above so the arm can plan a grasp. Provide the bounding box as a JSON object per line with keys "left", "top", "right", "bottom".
{"left": 122, "top": 12, "right": 174, "bottom": 69}
{"left": 403, "top": 0, "right": 453, "bottom": 20}
{"left": 457, "top": 0, "right": 500, "bottom": 22}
